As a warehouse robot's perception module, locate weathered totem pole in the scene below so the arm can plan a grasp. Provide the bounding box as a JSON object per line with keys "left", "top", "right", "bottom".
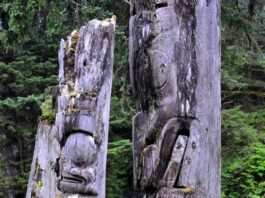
{"left": 129, "top": 0, "right": 220, "bottom": 197}
{"left": 26, "top": 17, "right": 115, "bottom": 198}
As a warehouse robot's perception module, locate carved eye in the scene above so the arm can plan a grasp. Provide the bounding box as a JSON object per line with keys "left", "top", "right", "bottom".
{"left": 73, "top": 159, "right": 85, "bottom": 167}
{"left": 83, "top": 59, "right": 88, "bottom": 67}
{"left": 154, "top": 63, "right": 168, "bottom": 89}
{"left": 149, "top": 49, "right": 169, "bottom": 90}
{"left": 160, "top": 63, "right": 166, "bottom": 73}
{"left": 155, "top": 0, "right": 168, "bottom": 9}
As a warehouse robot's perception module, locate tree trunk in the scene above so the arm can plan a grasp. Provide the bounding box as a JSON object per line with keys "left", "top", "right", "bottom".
{"left": 129, "top": 0, "right": 221, "bottom": 197}
{"left": 26, "top": 17, "right": 115, "bottom": 198}
{"left": 248, "top": 0, "right": 256, "bottom": 19}
{"left": 3, "top": 138, "right": 19, "bottom": 198}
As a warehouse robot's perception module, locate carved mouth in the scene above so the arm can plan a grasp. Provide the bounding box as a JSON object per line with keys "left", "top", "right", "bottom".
{"left": 59, "top": 172, "right": 98, "bottom": 195}
{"left": 61, "top": 172, "right": 86, "bottom": 184}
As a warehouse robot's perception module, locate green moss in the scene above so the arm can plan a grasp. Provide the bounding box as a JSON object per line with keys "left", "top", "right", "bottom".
{"left": 40, "top": 95, "right": 56, "bottom": 123}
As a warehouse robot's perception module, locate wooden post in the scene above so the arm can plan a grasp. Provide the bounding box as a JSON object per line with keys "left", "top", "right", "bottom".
{"left": 26, "top": 17, "right": 115, "bottom": 198}
{"left": 129, "top": 0, "right": 221, "bottom": 197}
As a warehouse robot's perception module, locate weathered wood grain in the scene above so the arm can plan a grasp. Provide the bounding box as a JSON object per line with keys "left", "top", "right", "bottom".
{"left": 129, "top": 0, "right": 221, "bottom": 197}
{"left": 26, "top": 17, "right": 115, "bottom": 198}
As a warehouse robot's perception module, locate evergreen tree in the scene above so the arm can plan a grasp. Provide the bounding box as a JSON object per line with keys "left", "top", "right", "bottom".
{"left": 0, "top": 0, "right": 264, "bottom": 197}
{"left": 0, "top": 1, "right": 132, "bottom": 196}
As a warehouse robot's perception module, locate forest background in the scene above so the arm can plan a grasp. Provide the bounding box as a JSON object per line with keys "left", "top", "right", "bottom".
{"left": 0, "top": 0, "right": 264, "bottom": 197}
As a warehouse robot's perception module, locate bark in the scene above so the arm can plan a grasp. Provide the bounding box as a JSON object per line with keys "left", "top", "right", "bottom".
{"left": 26, "top": 17, "right": 115, "bottom": 198}
{"left": 248, "top": 0, "right": 256, "bottom": 19}
{"left": 3, "top": 138, "right": 19, "bottom": 198}
{"left": 129, "top": 0, "right": 221, "bottom": 197}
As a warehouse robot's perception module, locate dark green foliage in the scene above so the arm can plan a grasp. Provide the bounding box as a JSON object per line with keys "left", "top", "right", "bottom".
{"left": 221, "top": 1, "right": 265, "bottom": 197}
{"left": 0, "top": 22, "right": 58, "bottom": 194}
{"left": 221, "top": 107, "right": 265, "bottom": 198}
{"left": 221, "top": 0, "right": 265, "bottom": 108}
{"left": 0, "top": 0, "right": 264, "bottom": 197}
{"left": 221, "top": 107, "right": 264, "bottom": 158}
{"left": 222, "top": 143, "right": 265, "bottom": 198}
{"left": 109, "top": 96, "right": 135, "bottom": 140}
{"left": 0, "top": 0, "right": 133, "bottom": 196}
{"left": 106, "top": 139, "right": 134, "bottom": 198}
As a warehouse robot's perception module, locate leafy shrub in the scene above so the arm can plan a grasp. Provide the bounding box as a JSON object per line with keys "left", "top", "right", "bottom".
{"left": 106, "top": 139, "right": 134, "bottom": 198}
{"left": 222, "top": 143, "right": 265, "bottom": 198}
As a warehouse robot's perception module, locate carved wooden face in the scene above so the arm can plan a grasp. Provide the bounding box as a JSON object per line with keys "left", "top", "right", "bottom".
{"left": 58, "top": 131, "right": 98, "bottom": 194}
{"left": 56, "top": 20, "right": 114, "bottom": 196}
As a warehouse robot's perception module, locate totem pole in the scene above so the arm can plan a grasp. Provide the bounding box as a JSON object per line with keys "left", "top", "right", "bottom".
{"left": 26, "top": 17, "right": 115, "bottom": 198}
{"left": 129, "top": 0, "right": 221, "bottom": 197}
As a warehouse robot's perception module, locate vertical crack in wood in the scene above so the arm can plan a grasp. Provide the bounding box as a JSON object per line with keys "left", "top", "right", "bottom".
{"left": 26, "top": 17, "right": 115, "bottom": 198}
{"left": 56, "top": 18, "right": 115, "bottom": 197}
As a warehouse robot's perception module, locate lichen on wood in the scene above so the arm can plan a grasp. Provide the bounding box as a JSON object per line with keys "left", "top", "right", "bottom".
{"left": 129, "top": 0, "right": 221, "bottom": 197}
{"left": 26, "top": 17, "right": 115, "bottom": 198}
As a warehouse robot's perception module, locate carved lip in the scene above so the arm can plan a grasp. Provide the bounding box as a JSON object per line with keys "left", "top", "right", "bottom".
{"left": 59, "top": 173, "right": 98, "bottom": 195}
{"left": 59, "top": 181, "right": 98, "bottom": 195}
{"left": 61, "top": 171, "right": 88, "bottom": 183}
{"left": 62, "top": 175, "right": 85, "bottom": 184}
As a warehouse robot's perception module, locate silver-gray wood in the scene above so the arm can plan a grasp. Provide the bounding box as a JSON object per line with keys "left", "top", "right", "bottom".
{"left": 129, "top": 0, "right": 221, "bottom": 197}
{"left": 26, "top": 17, "right": 115, "bottom": 198}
